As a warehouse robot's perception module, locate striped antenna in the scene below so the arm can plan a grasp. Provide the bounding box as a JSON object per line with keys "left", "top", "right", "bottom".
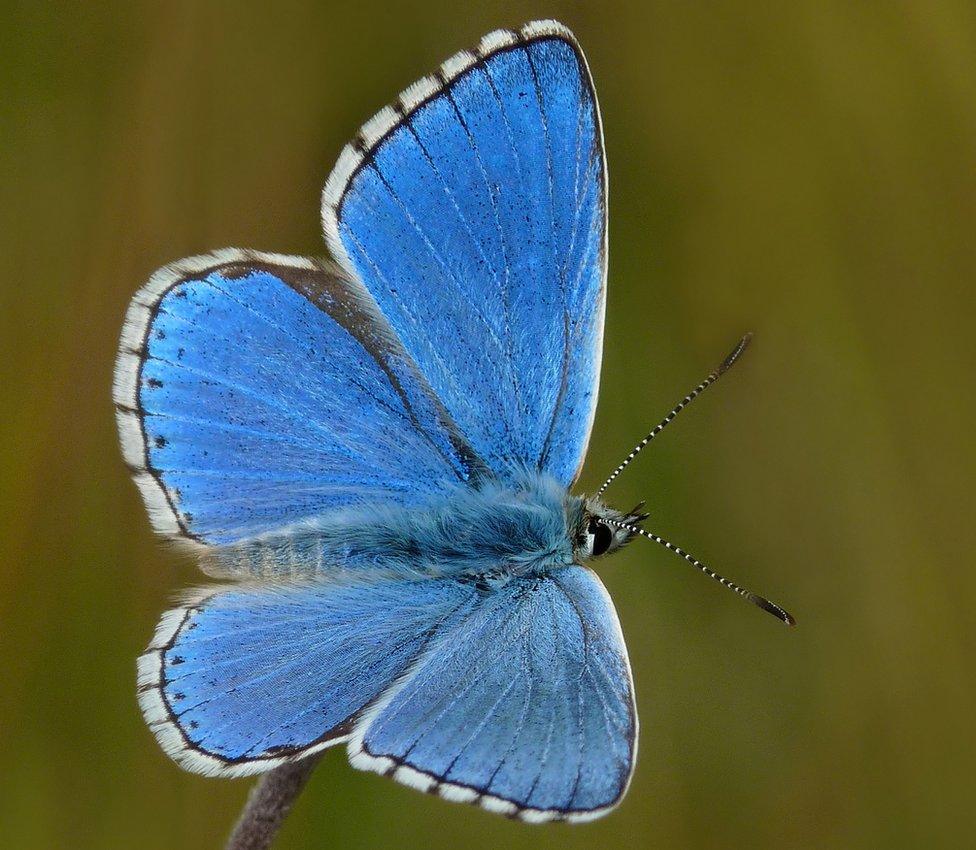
{"left": 605, "top": 518, "right": 795, "bottom": 626}
{"left": 596, "top": 334, "right": 753, "bottom": 497}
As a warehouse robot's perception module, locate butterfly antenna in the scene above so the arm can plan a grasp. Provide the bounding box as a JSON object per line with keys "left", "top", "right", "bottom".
{"left": 596, "top": 333, "right": 753, "bottom": 497}
{"left": 605, "top": 518, "right": 796, "bottom": 626}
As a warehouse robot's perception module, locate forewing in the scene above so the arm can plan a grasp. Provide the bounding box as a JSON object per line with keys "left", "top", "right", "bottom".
{"left": 322, "top": 20, "right": 607, "bottom": 486}
{"left": 350, "top": 566, "right": 637, "bottom": 822}
{"left": 114, "top": 249, "right": 482, "bottom": 547}
{"left": 137, "top": 577, "right": 481, "bottom": 776}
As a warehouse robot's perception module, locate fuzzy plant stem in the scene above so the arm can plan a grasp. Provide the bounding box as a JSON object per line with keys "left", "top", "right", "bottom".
{"left": 225, "top": 756, "right": 322, "bottom": 850}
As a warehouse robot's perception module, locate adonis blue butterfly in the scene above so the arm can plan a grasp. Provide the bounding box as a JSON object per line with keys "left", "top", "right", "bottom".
{"left": 115, "top": 20, "right": 793, "bottom": 823}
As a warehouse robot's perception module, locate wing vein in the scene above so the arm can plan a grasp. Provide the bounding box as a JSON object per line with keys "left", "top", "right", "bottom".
{"left": 442, "top": 88, "right": 524, "bottom": 426}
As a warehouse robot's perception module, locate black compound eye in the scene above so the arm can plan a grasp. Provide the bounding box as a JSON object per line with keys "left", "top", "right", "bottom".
{"left": 587, "top": 518, "right": 614, "bottom": 557}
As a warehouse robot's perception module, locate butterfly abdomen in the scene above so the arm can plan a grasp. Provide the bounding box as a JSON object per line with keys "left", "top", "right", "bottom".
{"left": 201, "top": 472, "right": 579, "bottom": 582}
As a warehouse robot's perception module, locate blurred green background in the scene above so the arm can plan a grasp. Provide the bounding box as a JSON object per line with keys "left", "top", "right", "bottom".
{"left": 2, "top": 1, "right": 974, "bottom": 848}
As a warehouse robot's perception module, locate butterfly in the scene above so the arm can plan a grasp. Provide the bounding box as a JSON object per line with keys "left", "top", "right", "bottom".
{"left": 114, "top": 20, "right": 793, "bottom": 824}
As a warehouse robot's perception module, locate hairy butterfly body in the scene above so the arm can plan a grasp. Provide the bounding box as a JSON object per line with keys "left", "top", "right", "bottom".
{"left": 117, "top": 19, "right": 792, "bottom": 826}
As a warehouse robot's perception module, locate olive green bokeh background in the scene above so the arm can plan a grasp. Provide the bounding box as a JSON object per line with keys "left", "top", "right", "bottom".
{"left": 2, "top": 1, "right": 974, "bottom": 848}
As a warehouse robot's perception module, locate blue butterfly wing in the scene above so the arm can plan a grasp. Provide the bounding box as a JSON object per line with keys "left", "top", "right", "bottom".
{"left": 137, "top": 577, "right": 481, "bottom": 775}
{"left": 114, "top": 249, "right": 483, "bottom": 547}
{"left": 127, "top": 21, "right": 631, "bottom": 817}
{"left": 352, "top": 565, "right": 637, "bottom": 822}
{"left": 322, "top": 21, "right": 606, "bottom": 487}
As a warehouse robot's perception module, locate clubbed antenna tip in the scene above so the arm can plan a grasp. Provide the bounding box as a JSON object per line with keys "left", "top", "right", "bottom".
{"left": 719, "top": 332, "right": 753, "bottom": 374}
{"left": 746, "top": 593, "right": 796, "bottom": 626}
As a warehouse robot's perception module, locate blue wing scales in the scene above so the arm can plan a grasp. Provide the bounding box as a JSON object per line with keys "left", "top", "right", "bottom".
{"left": 351, "top": 565, "right": 637, "bottom": 823}
{"left": 139, "top": 565, "right": 635, "bottom": 819}
{"left": 137, "top": 577, "right": 481, "bottom": 776}
{"left": 322, "top": 20, "right": 607, "bottom": 486}
{"left": 114, "top": 249, "right": 482, "bottom": 547}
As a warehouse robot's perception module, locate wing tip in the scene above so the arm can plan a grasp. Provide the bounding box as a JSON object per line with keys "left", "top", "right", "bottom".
{"left": 319, "top": 18, "right": 589, "bottom": 274}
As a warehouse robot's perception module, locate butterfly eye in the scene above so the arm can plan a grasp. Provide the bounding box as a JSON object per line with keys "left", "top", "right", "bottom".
{"left": 587, "top": 518, "right": 614, "bottom": 557}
